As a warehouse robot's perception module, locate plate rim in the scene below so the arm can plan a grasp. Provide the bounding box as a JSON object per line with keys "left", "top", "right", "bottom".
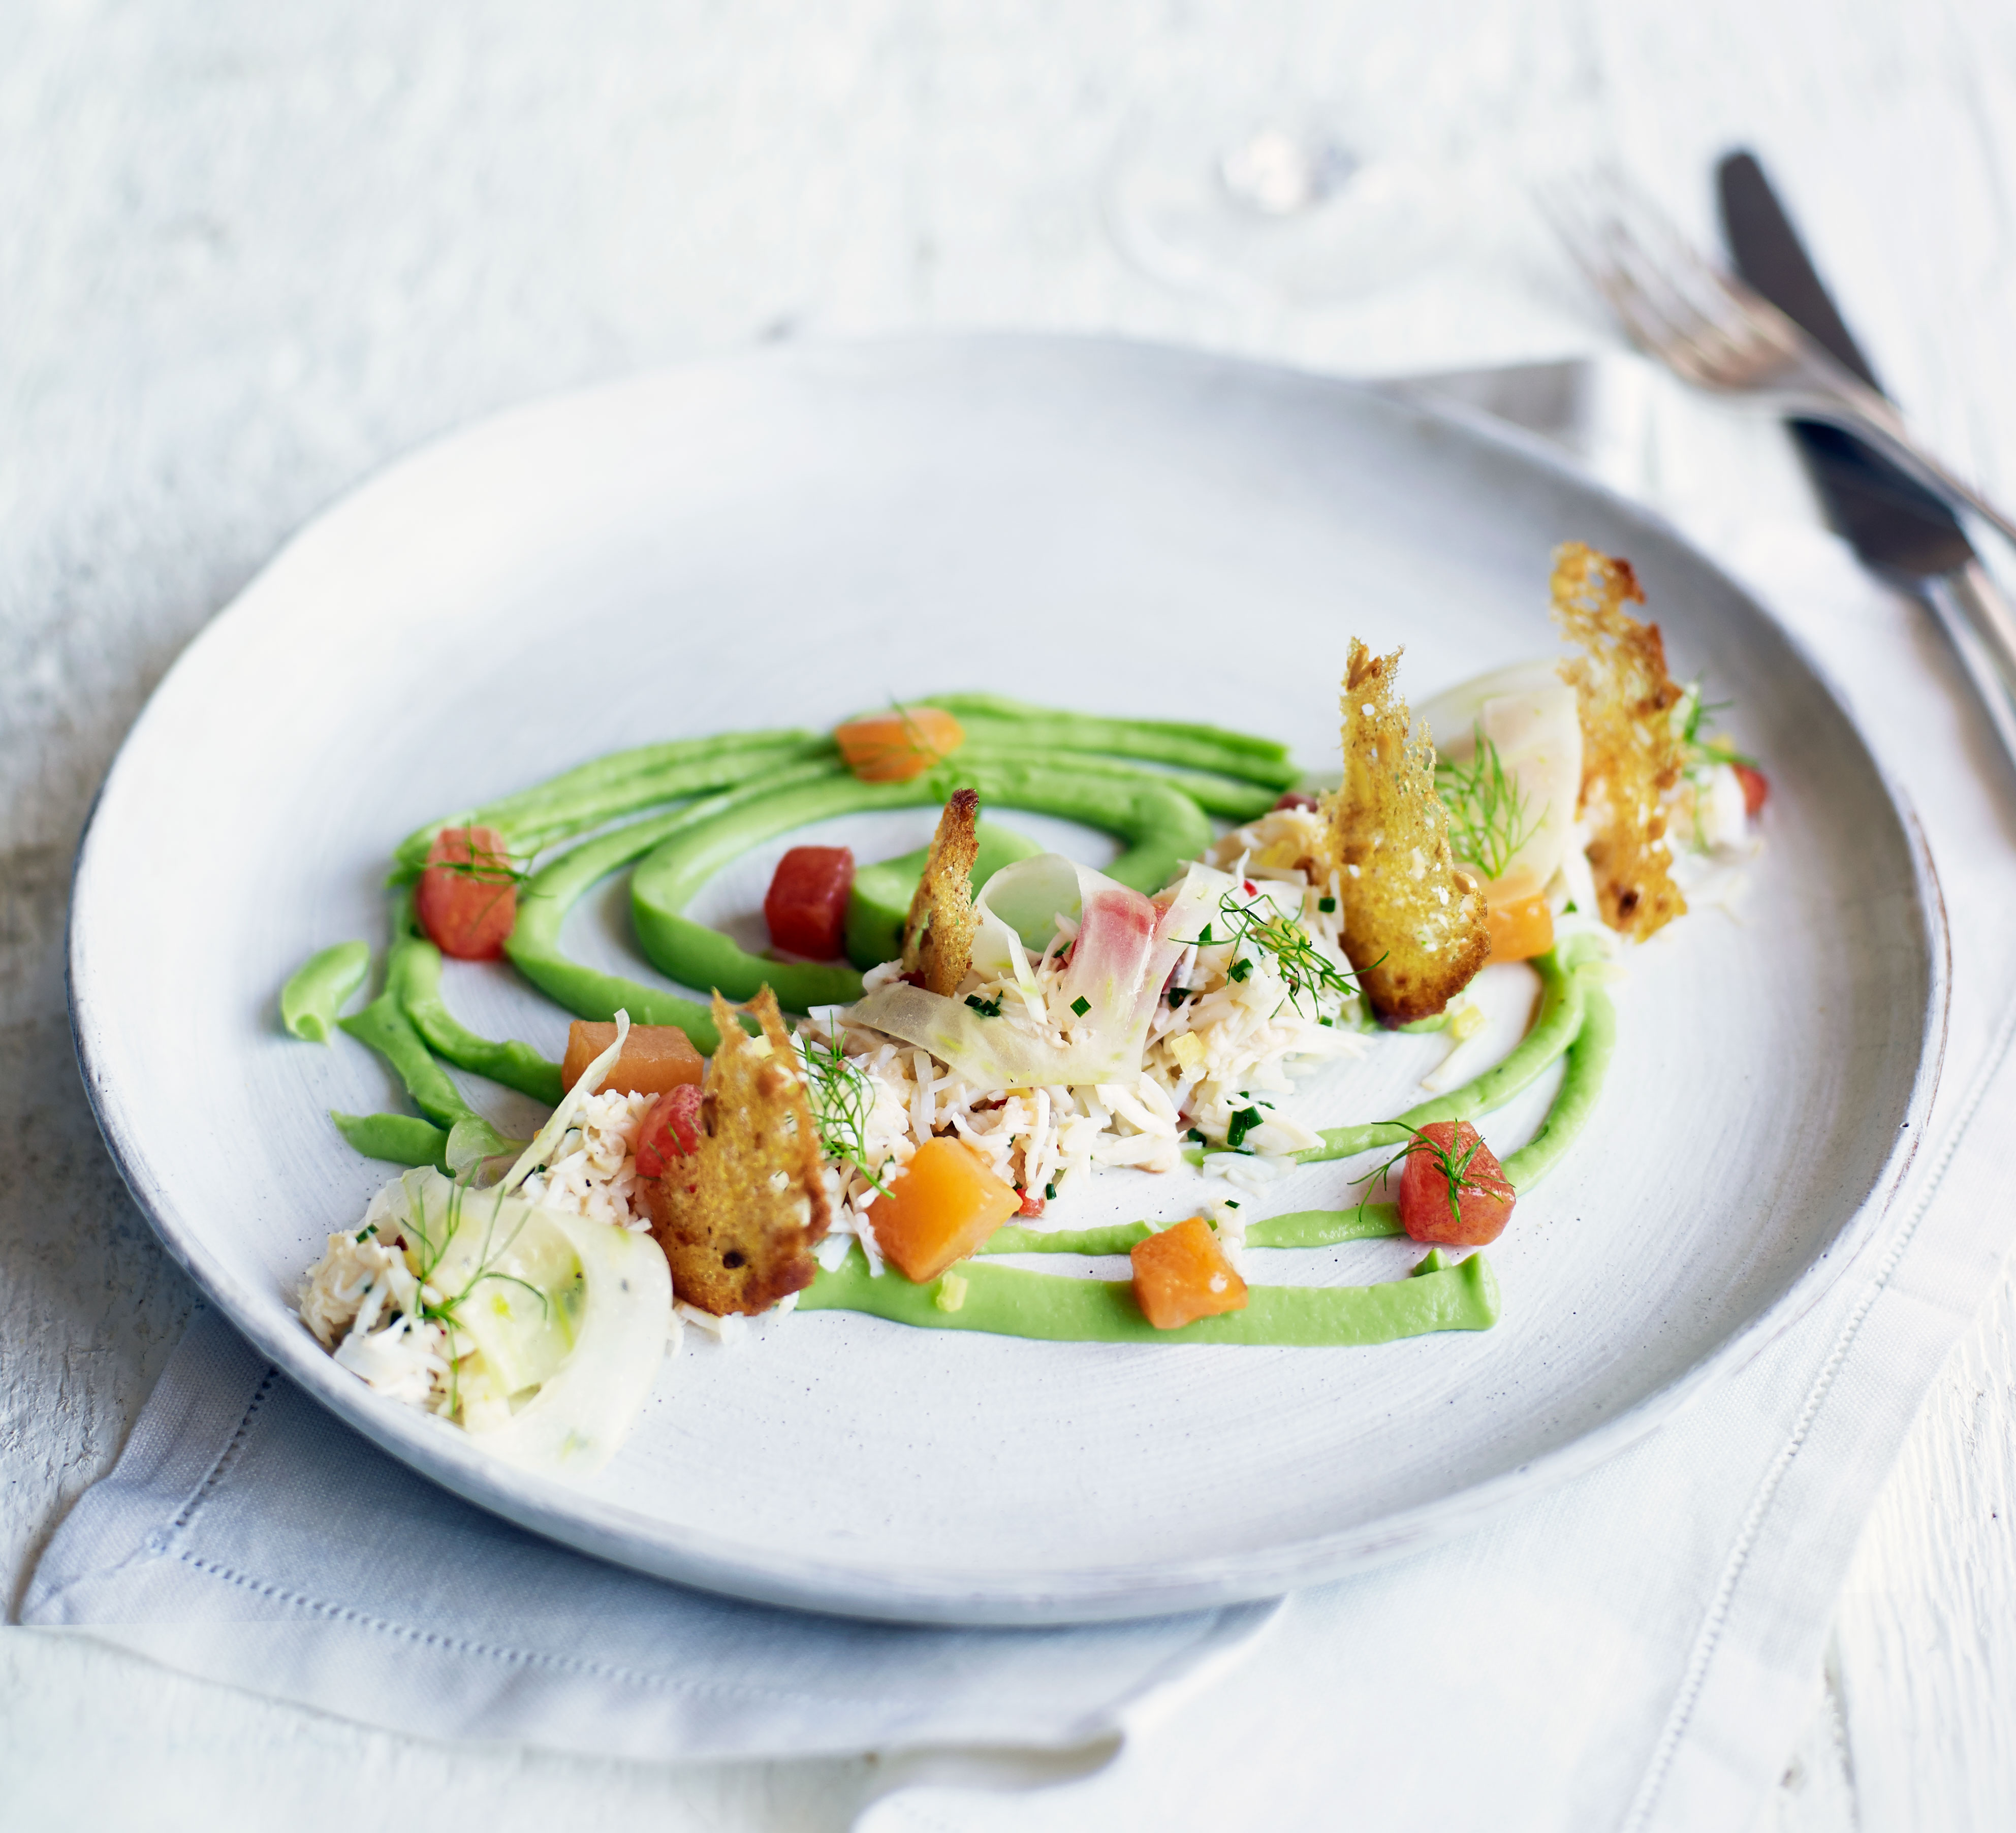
{"left": 66, "top": 331, "right": 1951, "bottom": 1624}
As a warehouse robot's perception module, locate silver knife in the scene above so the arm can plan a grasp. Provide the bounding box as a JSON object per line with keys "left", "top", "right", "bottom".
{"left": 1717, "top": 149, "right": 2016, "bottom": 764}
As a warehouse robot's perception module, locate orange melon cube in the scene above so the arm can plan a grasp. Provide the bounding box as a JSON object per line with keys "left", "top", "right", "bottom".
{"left": 1484, "top": 890, "right": 1555, "bottom": 965}
{"left": 833, "top": 707, "right": 965, "bottom": 782}
{"left": 1130, "top": 1217, "right": 1249, "bottom": 1330}
{"left": 867, "top": 1136, "right": 1021, "bottom": 1283}
{"left": 562, "top": 1021, "right": 705, "bottom": 1098}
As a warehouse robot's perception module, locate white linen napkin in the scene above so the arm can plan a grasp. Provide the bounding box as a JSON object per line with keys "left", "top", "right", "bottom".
{"left": 25, "top": 367, "right": 2016, "bottom": 1830}
{"left": 20, "top": 1308, "right": 1274, "bottom": 1768}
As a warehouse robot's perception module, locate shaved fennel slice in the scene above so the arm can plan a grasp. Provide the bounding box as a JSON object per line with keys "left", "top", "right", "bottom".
{"left": 464, "top": 1206, "right": 672, "bottom": 1479}
{"left": 847, "top": 855, "right": 1225, "bottom": 1088}
{"left": 445, "top": 1115, "right": 529, "bottom": 1178}
{"left": 1418, "top": 663, "right": 1585, "bottom": 890}
{"left": 967, "top": 902, "right": 1041, "bottom": 996}
{"left": 502, "top": 1008, "right": 630, "bottom": 1193}
{"left": 845, "top": 980, "right": 1121, "bottom": 1085}
{"left": 1414, "top": 660, "right": 1564, "bottom": 744}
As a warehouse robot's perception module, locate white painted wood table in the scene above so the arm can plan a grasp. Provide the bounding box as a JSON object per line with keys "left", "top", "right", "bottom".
{"left": 6, "top": 4, "right": 2014, "bottom": 1825}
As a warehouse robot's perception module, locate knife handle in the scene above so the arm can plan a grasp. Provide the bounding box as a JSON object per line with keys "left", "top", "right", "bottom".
{"left": 1922, "top": 560, "right": 2016, "bottom": 769}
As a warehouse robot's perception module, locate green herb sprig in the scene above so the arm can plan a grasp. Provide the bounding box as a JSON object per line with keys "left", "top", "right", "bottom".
{"left": 798, "top": 1031, "right": 893, "bottom": 1199}
{"left": 1673, "top": 678, "right": 1758, "bottom": 851}
{"left": 1434, "top": 728, "right": 1538, "bottom": 881}
{"left": 394, "top": 1172, "right": 553, "bottom": 1418}
{"left": 1359, "top": 1122, "right": 1505, "bottom": 1230}
{"left": 395, "top": 829, "right": 543, "bottom": 901}
{"left": 1676, "top": 677, "right": 1753, "bottom": 770}
{"left": 1177, "top": 892, "right": 1362, "bottom": 1019}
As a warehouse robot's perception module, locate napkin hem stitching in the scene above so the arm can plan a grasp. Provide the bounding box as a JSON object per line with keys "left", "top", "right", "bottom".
{"left": 166, "top": 1366, "right": 283, "bottom": 1545}
{"left": 1620, "top": 981, "right": 2016, "bottom": 1831}
{"left": 164, "top": 1547, "right": 920, "bottom": 1706}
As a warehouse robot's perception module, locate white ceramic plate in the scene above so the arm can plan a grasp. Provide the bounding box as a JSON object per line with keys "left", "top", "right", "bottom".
{"left": 70, "top": 337, "right": 1944, "bottom": 1624}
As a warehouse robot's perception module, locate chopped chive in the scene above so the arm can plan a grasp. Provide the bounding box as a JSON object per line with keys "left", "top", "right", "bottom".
{"left": 1228, "top": 957, "right": 1253, "bottom": 983}
{"left": 1185, "top": 1127, "right": 1206, "bottom": 1144}
{"left": 964, "top": 993, "right": 1003, "bottom": 1017}
{"left": 1317, "top": 895, "right": 1337, "bottom": 912}
{"left": 1043, "top": 1181, "right": 1057, "bottom": 1200}
{"left": 1069, "top": 995, "right": 1091, "bottom": 1018}
{"left": 1225, "top": 1106, "right": 1264, "bottom": 1152}
{"left": 1168, "top": 986, "right": 1189, "bottom": 1007}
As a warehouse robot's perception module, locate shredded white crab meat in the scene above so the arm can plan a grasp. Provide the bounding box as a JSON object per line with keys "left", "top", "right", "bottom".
{"left": 515, "top": 1088, "right": 657, "bottom": 1231}
{"left": 298, "top": 1227, "right": 454, "bottom": 1410}
{"left": 800, "top": 809, "right": 1370, "bottom": 1250}
{"left": 297, "top": 1090, "right": 660, "bottom": 1422}
{"left": 1666, "top": 759, "right": 1760, "bottom": 915}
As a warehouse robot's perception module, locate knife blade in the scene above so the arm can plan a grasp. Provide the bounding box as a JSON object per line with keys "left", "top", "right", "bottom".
{"left": 1717, "top": 149, "right": 2016, "bottom": 761}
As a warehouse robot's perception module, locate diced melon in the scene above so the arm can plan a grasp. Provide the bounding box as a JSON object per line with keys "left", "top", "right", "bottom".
{"left": 1484, "top": 887, "right": 1555, "bottom": 964}
{"left": 833, "top": 707, "right": 966, "bottom": 782}
{"left": 867, "top": 1137, "right": 1021, "bottom": 1283}
{"left": 1130, "top": 1216, "right": 1249, "bottom": 1330}
{"left": 562, "top": 1021, "right": 703, "bottom": 1097}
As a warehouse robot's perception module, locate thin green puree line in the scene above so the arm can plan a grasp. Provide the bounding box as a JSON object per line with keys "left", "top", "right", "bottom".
{"left": 798, "top": 1241, "right": 1501, "bottom": 1347}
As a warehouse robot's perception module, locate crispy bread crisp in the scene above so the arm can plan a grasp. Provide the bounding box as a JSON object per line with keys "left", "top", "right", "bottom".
{"left": 1327, "top": 641, "right": 1490, "bottom": 1024}
{"left": 641, "top": 988, "right": 831, "bottom": 1316}
{"left": 1550, "top": 542, "right": 1688, "bottom": 941}
{"left": 900, "top": 787, "right": 980, "bottom": 996}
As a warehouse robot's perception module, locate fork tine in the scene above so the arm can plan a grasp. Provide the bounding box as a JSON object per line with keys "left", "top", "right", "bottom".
{"left": 1535, "top": 172, "right": 1712, "bottom": 359}
{"left": 1539, "top": 162, "right": 1798, "bottom": 388}
{"left": 1594, "top": 168, "right": 1744, "bottom": 321}
{"left": 1589, "top": 163, "right": 1797, "bottom": 364}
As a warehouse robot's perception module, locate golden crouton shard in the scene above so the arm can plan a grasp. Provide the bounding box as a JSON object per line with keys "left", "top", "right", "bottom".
{"left": 1327, "top": 641, "right": 1490, "bottom": 1024}
{"left": 641, "top": 988, "right": 831, "bottom": 1316}
{"left": 900, "top": 786, "right": 980, "bottom": 996}
{"left": 1550, "top": 542, "right": 1688, "bottom": 941}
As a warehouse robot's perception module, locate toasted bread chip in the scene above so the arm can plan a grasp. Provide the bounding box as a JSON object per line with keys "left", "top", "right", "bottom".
{"left": 1326, "top": 641, "right": 1490, "bottom": 1024}
{"left": 900, "top": 787, "right": 980, "bottom": 996}
{"left": 1550, "top": 542, "right": 1688, "bottom": 941}
{"left": 642, "top": 988, "right": 832, "bottom": 1316}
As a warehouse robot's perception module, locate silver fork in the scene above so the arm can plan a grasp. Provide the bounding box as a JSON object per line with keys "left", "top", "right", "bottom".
{"left": 1542, "top": 169, "right": 2016, "bottom": 548}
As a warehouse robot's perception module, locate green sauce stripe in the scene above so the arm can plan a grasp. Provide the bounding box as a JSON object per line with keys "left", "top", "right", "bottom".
{"left": 392, "top": 731, "right": 823, "bottom": 871}
{"left": 1297, "top": 944, "right": 1589, "bottom": 1163}
{"left": 328, "top": 893, "right": 565, "bottom": 1154}
{"left": 627, "top": 752, "right": 1213, "bottom": 1014}
{"left": 972, "top": 746, "right": 1279, "bottom": 819}
{"left": 982, "top": 1221, "right": 1154, "bottom": 1256}
{"left": 390, "top": 921, "right": 566, "bottom": 1105}
{"left": 918, "top": 694, "right": 1300, "bottom": 785}
{"left": 503, "top": 760, "right": 846, "bottom": 1050}
{"left": 336, "top": 989, "right": 480, "bottom": 1131}
{"left": 1502, "top": 978, "right": 1616, "bottom": 1189}
{"left": 801, "top": 1240, "right": 1498, "bottom": 1345}
{"left": 331, "top": 1110, "right": 450, "bottom": 1171}
{"left": 979, "top": 1205, "right": 1403, "bottom": 1256}
{"left": 280, "top": 940, "right": 369, "bottom": 1042}
{"left": 1245, "top": 1204, "right": 1405, "bottom": 1246}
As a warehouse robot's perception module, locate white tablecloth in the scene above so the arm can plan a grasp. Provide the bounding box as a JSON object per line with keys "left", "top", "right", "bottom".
{"left": 11, "top": 9, "right": 2016, "bottom": 1826}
